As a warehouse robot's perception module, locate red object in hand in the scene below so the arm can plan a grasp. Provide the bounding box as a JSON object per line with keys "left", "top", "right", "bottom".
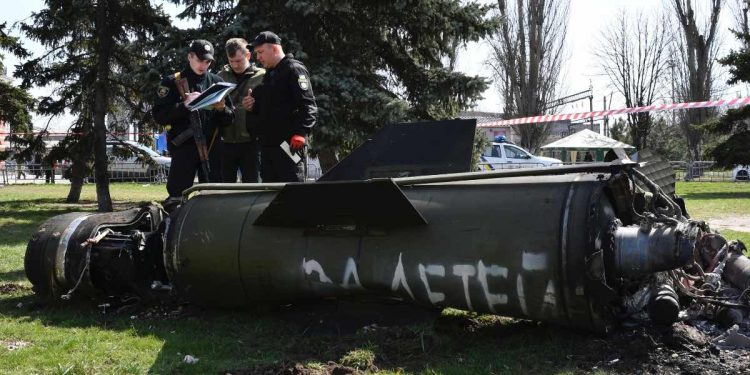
{"left": 290, "top": 135, "right": 305, "bottom": 150}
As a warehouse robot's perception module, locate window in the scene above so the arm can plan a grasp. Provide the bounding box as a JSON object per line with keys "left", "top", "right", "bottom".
{"left": 482, "top": 145, "right": 502, "bottom": 158}
{"left": 504, "top": 145, "right": 529, "bottom": 159}
{"left": 491, "top": 145, "right": 502, "bottom": 157}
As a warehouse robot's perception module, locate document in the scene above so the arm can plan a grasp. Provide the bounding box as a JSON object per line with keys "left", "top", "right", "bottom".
{"left": 280, "top": 141, "right": 302, "bottom": 164}
{"left": 186, "top": 82, "right": 236, "bottom": 111}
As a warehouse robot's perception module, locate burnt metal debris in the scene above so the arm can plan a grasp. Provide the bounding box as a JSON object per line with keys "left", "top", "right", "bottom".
{"left": 23, "top": 120, "right": 750, "bottom": 335}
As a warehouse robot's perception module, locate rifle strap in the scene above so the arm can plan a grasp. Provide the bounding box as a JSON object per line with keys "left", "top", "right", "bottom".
{"left": 208, "top": 128, "right": 218, "bottom": 153}
{"left": 173, "top": 72, "right": 189, "bottom": 100}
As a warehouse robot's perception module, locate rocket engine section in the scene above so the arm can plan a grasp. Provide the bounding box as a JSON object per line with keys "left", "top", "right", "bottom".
{"left": 25, "top": 163, "right": 707, "bottom": 332}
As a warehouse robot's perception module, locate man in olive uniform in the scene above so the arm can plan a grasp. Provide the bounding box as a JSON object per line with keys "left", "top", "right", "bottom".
{"left": 218, "top": 38, "right": 265, "bottom": 182}
{"left": 243, "top": 31, "right": 316, "bottom": 183}
{"left": 153, "top": 39, "right": 233, "bottom": 199}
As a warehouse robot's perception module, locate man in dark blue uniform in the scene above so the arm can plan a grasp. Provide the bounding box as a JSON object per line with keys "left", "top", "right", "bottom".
{"left": 153, "top": 40, "right": 233, "bottom": 201}
{"left": 243, "top": 31, "right": 316, "bottom": 182}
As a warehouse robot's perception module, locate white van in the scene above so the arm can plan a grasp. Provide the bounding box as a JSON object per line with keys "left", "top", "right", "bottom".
{"left": 479, "top": 138, "right": 562, "bottom": 170}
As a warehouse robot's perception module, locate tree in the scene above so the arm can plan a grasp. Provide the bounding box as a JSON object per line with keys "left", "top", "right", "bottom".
{"left": 648, "top": 116, "right": 688, "bottom": 160}
{"left": 670, "top": 0, "right": 722, "bottom": 161}
{"left": 594, "top": 10, "right": 671, "bottom": 151}
{"left": 165, "top": 0, "right": 496, "bottom": 166}
{"left": 609, "top": 118, "right": 630, "bottom": 144}
{"left": 488, "top": 0, "right": 569, "bottom": 154}
{"left": 16, "top": 0, "right": 170, "bottom": 209}
{"left": 708, "top": 0, "right": 750, "bottom": 167}
{"left": 0, "top": 23, "right": 35, "bottom": 162}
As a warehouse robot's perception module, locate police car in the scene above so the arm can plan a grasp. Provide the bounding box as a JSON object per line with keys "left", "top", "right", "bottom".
{"left": 62, "top": 141, "right": 170, "bottom": 182}
{"left": 478, "top": 136, "right": 562, "bottom": 170}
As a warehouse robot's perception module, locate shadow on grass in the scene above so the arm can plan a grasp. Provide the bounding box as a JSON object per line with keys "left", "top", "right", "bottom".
{"left": 0, "top": 270, "right": 27, "bottom": 283}
{"left": 0, "top": 290, "right": 657, "bottom": 375}
{"left": 679, "top": 191, "right": 750, "bottom": 201}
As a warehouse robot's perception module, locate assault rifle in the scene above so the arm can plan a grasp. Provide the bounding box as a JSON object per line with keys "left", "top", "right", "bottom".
{"left": 171, "top": 73, "right": 211, "bottom": 180}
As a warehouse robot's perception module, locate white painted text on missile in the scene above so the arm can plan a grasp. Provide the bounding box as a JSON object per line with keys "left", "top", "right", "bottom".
{"left": 301, "top": 252, "right": 556, "bottom": 316}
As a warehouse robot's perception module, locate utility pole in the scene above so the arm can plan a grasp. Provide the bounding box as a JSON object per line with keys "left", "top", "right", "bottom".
{"left": 588, "top": 82, "right": 594, "bottom": 128}
{"left": 669, "top": 59, "right": 676, "bottom": 127}
{"left": 602, "top": 96, "right": 607, "bottom": 136}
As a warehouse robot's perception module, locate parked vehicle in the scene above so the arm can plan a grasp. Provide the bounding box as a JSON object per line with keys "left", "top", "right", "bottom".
{"left": 733, "top": 165, "right": 750, "bottom": 181}
{"left": 63, "top": 141, "right": 170, "bottom": 182}
{"left": 478, "top": 136, "right": 562, "bottom": 170}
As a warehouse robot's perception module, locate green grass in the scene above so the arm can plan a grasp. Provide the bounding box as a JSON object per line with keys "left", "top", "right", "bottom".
{"left": 0, "top": 182, "right": 748, "bottom": 374}
{"left": 676, "top": 182, "right": 750, "bottom": 219}
{"left": 676, "top": 182, "right": 750, "bottom": 245}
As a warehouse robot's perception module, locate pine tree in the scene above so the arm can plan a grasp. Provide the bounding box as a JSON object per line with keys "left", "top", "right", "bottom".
{"left": 709, "top": 15, "right": 750, "bottom": 167}
{"left": 166, "top": 0, "right": 496, "bottom": 166}
{"left": 0, "top": 23, "right": 35, "bottom": 163}
{"left": 16, "top": 0, "right": 170, "bottom": 209}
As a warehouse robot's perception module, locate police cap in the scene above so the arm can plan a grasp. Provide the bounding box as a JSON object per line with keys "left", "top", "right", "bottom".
{"left": 251, "top": 31, "right": 281, "bottom": 47}
{"left": 189, "top": 39, "right": 215, "bottom": 61}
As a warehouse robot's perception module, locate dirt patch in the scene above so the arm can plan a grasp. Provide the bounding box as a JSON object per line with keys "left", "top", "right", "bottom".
{"left": 564, "top": 323, "right": 750, "bottom": 374}
{"left": 708, "top": 215, "right": 750, "bottom": 233}
{"left": 213, "top": 300, "right": 750, "bottom": 374}
{"left": 0, "top": 283, "right": 30, "bottom": 295}
{"left": 0, "top": 340, "right": 31, "bottom": 351}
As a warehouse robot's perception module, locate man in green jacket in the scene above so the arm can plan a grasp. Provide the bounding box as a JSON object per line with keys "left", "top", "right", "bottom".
{"left": 218, "top": 38, "right": 265, "bottom": 182}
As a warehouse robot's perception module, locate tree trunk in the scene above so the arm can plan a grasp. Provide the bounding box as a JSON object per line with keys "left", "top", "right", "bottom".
{"left": 66, "top": 130, "right": 93, "bottom": 203}
{"left": 672, "top": 0, "right": 721, "bottom": 161}
{"left": 93, "top": 0, "right": 113, "bottom": 212}
{"left": 94, "top": 0, "right": 114, "bottom": 212}
{"left": 492, "top": 0, "right": 567, "bottom": 153}
{"left": 685, "top": 124, "right": 702, "bottom": 160}
{"left": 66, "top": 162, "right": 85, "bottom": 203}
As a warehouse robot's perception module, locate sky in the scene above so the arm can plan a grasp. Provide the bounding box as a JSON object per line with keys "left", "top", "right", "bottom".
{"left": 0, "top": 0, "right": 745, "bottom": 131}
{"left": 456, "top": 0, "right": 745, "bottom": 113}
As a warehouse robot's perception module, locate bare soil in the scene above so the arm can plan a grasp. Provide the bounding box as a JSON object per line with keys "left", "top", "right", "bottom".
{"left": 0, "top": 283, "right": 29, "bottom": 295}
{"left": 213, "top": 300, "right": 750, "bottom": 375}
{"left": 708, "top": 215, "right": 750, "bottom": 233}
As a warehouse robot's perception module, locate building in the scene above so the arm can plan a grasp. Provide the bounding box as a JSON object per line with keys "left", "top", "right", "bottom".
{"left": 460, "top": 111, "right": 589, "bottom": 152}
{"left": 0, "top": 65, "right": 9, "bottom": 156}
{"left": 458, "top": 111, "right": 519, "bottom": 143}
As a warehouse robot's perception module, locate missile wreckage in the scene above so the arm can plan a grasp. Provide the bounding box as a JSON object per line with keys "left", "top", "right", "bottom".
{"left": 24, "top": 120, "right": 750, "bottom": 332}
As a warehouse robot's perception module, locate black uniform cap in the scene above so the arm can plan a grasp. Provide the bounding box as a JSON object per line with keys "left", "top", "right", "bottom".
{"left": 189, "top": 39, "right": 215, "bottom": 61}
{"left": 251, "top": 31, "right": 282, "bottom": 47}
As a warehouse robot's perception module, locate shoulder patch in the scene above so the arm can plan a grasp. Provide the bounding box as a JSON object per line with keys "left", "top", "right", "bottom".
{"left": 157, "top": 85, "right": 170, "bottom": 98}
{"left": 298, "top": 74, "right": 309, "bottom": 91}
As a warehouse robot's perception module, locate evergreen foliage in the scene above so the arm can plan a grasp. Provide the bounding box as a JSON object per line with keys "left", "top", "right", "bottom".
{"left": 710, "top": 23, "right": 750, "bottom": 167}
{"left": 166, "top": 0, "right": 496, "bottom": 155}
{"left": 16, "top": 0, "right": 170, "bottom": 207}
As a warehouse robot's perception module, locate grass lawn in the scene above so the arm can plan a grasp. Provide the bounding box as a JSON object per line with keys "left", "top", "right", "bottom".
{"left": 0, "top": 181, "right": 748, "bottom": 374}
{"left": 676, "top": 182, "right": 750, "bottom": 245}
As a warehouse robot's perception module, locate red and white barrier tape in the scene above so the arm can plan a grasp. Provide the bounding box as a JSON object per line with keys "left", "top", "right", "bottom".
{"left": 3, "top": 97, "right": 749, "bottom": 134}
{"left": 0, "top": 132, "right": 162, "bottom": 136}
{"left": 477, "top": 97, "right": 750, "bottom": 127}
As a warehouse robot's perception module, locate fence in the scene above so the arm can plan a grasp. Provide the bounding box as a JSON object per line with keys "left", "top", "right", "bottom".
{"left": 0, "top": 162, "right": 169, "bottom": 185}
{"left": 1, "top": 163, "right": 63, "bottom": 185}
{"left": 669, "top": 161, "right": 740, "bottom": 182}
{"left": 1, "top": 161, "right": 322, "bottom": 185}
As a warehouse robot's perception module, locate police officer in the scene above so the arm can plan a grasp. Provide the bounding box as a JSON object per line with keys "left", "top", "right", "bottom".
{"left": 243, "top": 31, "right": 316, "bottom": 182}
{"left": 153, "top": 39, "right": 233, "bottom": 201}
{"left": 218, "top": 38, "right": 265, "bottom": 183}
